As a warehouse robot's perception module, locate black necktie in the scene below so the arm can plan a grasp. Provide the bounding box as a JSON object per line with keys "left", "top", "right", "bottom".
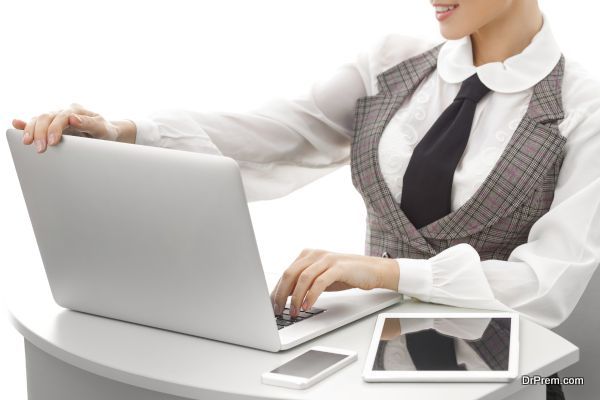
{"left": 400, "top": 73, "right": 491, "bottom": 229}
{"left": 400, "top": 73, "right": 490, "bottom": 370}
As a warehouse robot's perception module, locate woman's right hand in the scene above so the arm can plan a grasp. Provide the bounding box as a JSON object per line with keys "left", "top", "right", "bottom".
{"left": 12, "top": 103, "right": 136, "bottom": 153}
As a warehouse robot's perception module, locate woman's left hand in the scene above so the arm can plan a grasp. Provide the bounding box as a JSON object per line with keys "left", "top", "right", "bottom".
{"left": 269, "top": 249, "right": 400, "bottom": 318}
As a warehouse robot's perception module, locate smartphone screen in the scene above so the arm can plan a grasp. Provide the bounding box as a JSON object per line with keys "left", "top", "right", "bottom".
{"left": 270, "top": 350, "right": 349, "bottom": 379}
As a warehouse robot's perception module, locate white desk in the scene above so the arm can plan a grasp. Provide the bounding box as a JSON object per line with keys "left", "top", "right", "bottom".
{"left": 7, "top": 267, "right": 578, "bottom": 400}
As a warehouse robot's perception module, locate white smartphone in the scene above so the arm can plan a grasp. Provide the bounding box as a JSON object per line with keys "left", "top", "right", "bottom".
{"left": 261, "top": 346, "right": 357, "bottom": 389}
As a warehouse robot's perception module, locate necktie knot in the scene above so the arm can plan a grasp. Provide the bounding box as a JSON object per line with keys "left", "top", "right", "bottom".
{"left": 455, "top": 73, "right": 491, "bottom": 103}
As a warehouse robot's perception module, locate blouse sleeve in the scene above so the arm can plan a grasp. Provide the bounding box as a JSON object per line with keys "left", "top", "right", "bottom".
{"left": 131, "top": 63, "right": 362, "bottom": 202}
{"left": 130, "top": 34, "right": 436, "bottom": 202}
{"left": 395, "top": 107, "right": 600, "bottom": 329}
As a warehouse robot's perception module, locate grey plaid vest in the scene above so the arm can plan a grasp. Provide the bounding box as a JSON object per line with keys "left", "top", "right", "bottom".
{"left": 351, "top": 43, "right": 566, "bottom": 261}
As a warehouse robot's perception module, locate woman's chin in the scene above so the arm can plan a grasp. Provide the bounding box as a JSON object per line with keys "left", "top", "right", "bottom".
{"left": 439, "top": 24, "right": 471, "bottom": 40}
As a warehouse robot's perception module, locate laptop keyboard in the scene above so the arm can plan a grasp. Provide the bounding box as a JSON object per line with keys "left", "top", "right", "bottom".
{"left": 275, "top": 307, "right": 326, "bottom": 330}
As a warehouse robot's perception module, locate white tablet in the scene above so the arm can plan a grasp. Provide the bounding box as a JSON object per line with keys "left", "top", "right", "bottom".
{"left": 363, "top": 312, "right": 519, "bottom": 382}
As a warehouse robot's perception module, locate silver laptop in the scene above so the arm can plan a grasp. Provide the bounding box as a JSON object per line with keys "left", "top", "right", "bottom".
{"left": 6, "top": 128, "right": 402, "bottom": 352}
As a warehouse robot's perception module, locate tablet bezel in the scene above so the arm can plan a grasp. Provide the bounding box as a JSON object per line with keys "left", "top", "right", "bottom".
{"left": 362, "top": 312, "right": 519, "bottom": 382}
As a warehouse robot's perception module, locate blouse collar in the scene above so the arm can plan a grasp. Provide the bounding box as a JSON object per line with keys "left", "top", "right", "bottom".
{"left": 436, "top": 14, "right": 561, "bottom": 93}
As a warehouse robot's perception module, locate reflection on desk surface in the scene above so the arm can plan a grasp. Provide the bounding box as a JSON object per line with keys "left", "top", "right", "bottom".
{"left": 373, "top": 317, "right": 511, "bottom": 372}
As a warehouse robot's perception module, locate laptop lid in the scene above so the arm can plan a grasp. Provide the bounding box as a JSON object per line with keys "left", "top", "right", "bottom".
{"left": 6, "top": 129, "right": 282, "bottom": 352}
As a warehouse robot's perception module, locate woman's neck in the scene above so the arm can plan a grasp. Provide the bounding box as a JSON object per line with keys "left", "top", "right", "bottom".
{"left": 470, "top": 2, "right": 543, "bottom": 67}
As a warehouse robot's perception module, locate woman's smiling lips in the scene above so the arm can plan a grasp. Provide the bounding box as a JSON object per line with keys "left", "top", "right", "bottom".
{"left": 433, "top": 3, "right": 459, "bottom": 21}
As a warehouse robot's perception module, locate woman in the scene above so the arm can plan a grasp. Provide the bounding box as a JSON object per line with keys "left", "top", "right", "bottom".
{"left": 12, "top": 1, "right": 600, "bottom": 398}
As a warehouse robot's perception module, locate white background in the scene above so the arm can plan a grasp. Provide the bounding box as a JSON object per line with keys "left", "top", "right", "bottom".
{"left": 1, "top": 1, "right": 599, "bottom": 398}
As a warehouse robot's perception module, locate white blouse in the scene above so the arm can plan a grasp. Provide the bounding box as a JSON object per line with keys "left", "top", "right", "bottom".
{"left": 132, "top": 15, "right": 600, "bottom": 329}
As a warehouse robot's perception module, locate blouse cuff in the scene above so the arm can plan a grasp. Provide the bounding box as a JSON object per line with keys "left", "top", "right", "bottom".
{"left": 395, "top": 257, "right": 433, "bottom": 301}
{"left": 132, "top": 118, "right": 161, "bottom": 146}
{"left": 400, "top": 243, "right": 512, "bottom": 312}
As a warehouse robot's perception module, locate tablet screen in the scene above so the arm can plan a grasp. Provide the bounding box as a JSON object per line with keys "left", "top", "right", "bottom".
{"left": 372, "top": 317, "right": 511, "bottom": 372}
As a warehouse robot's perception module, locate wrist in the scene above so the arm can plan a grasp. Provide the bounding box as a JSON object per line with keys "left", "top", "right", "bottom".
{"left": 113, "top": 119, "right": 137, "bottom": 144}
{"left": 377, "top": 257, "right": 400, "bottom": 291}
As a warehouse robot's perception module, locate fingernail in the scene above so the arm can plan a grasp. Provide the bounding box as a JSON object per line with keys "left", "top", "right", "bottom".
{"left": 48, "top": 133, "right": 55, "bottom": 145}
{"left": 290, "top": 304, "right": 297, "bottom": 317}
{"left": 302, "top": 300, "right": 309, "bottom": 312}
{"left": 34, "top": 139, "right": 45, "bottom": 153}
{"left": 23, "top": 132, "right": 30, "bottom": 143}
